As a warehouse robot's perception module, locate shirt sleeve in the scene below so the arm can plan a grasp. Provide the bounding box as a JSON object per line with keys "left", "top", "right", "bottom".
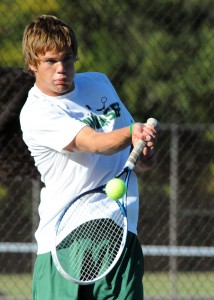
{"left": 21, "top": 98, "right": 87, "bottom": 152}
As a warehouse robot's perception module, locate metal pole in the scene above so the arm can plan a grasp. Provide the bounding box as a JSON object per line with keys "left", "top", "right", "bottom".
{"left": 169, "top": 124, "right": 179, "bottom": 298}
{"left": 31, "top": 178, "right": 40, "bottom": 270}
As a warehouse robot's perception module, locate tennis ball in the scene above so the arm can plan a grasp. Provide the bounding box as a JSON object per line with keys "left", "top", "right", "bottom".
{"left": 105, "top": 178, "right": 127, "bottom": 200}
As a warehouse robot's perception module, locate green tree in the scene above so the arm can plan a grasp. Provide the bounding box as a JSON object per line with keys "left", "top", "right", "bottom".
{"left": 1, "top": 0, "right": 214, "bottom": 122}
{"left": 0, "top": 0, "right": 59, "bottom": 66}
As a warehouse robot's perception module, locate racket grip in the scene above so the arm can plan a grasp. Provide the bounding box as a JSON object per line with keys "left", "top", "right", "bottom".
{"left": 126, "top": 118, "right": 159, "bottom": 170}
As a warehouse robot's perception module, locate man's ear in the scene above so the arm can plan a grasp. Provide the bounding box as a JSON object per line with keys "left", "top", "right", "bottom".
{"left": 29, "top": 64, "right": 37, "bottom": 73}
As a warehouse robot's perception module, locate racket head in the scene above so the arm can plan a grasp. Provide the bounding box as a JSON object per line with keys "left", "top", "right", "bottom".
{"left": 51, "top": 189, "right": 128, "bottom": 285}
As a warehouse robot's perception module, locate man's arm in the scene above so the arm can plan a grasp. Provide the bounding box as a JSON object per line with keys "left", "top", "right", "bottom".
{"left": 63, "top": 122, "right": 157, "bottom": 158}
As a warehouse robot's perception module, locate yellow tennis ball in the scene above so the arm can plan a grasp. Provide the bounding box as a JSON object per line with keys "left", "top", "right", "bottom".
{"left": 105, "top": 178, "right": 127, "bottom": 200}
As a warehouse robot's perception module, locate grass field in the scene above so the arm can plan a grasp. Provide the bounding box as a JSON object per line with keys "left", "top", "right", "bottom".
{"left": 0, "top": 274, "right": 31, "bottom": 297}
{"left": 144, "top": 272, "right": 214, "bottom": 297}
{"left": 0, "top": 272, "right": 214, "bottom": 298}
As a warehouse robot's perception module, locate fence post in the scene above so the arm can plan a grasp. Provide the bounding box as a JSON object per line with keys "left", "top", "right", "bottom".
{"left": 169, "top": 124, "right": 179, "bottom": 297}
{"left": 31, "top": 178, "right": 40, "bottom": 270}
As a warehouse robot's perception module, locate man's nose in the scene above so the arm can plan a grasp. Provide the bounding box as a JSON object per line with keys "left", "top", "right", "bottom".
{"left": 56, "top": 61, "right": 65, "bottom": 72}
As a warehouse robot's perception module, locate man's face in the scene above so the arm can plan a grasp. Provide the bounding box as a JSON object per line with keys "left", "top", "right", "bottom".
{"left": 30, "top": 50, "right": 76, "bottom": 96}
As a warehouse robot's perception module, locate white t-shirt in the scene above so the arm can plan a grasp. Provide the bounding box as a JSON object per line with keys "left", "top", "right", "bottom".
{"left": 20, "top": 72, "right": 139, "bottom": 254}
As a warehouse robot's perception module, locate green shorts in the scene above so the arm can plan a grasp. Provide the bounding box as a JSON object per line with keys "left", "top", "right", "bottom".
{"left": 32, "top": 232, "right": 144, "bottom": 300}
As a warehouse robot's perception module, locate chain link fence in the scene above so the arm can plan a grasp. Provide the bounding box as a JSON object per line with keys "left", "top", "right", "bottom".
{"left": 0, "top": 0, "right": 214, "bottom": 299}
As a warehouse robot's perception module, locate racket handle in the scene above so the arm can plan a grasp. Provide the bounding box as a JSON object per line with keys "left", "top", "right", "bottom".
{"left": 126, "top": 118, "right": 159, "bottom": 170}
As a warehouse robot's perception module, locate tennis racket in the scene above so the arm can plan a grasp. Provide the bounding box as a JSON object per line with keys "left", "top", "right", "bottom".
{"left": 51, "top": 117, "right": 159, "bottom": 285}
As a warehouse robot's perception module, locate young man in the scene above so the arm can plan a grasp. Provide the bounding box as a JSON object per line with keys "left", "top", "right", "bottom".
{"left": 20, "top": 15, "right": 158, "bottom": 300}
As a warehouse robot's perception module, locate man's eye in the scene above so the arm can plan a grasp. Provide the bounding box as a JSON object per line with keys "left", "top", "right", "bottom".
{"left": 47, "top": 59, "right": 56, "bottom": 64}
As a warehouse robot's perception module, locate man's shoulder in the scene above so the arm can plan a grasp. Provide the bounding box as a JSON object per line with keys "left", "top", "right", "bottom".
{"left": 75, "top": 72, "right": 109, "bottom": 83}
{"left": 20, "top": 85, "right": 52, "bottom": 120}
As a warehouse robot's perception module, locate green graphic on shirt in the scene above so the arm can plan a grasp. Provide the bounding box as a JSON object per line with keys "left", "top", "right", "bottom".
{"left": 82, "top": 102, "right": 121, "bottom": 130}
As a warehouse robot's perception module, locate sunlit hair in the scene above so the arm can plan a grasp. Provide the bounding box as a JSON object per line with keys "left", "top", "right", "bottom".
{"left": 22, "top": 15, "right": 78, "bottom": 74}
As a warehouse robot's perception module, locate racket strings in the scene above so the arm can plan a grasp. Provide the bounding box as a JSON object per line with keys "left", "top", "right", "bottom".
{"left": 79, "top": 219, "right": 124, "bottom": 281}
{"left": 56, "top": 201, "right": 126, "bottom": 282}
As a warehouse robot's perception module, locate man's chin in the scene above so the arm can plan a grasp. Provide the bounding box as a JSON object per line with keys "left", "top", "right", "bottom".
{"left": 54, "top": 84, "right": 73, "bottom": 95}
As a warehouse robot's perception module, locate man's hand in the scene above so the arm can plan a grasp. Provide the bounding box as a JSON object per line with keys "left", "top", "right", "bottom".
{"left": 131, "top": 121, "right": 158, "bottom": 169}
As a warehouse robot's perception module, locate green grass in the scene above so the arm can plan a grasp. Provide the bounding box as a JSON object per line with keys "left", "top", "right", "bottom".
{"left": 144, "top": 272, "right": 214, "bottom": 297}
{"left": 0, "top": 274, "right": 31, "bottom": 297}
{"left": 0, "top": 272, "right": 214, "bottom": 297}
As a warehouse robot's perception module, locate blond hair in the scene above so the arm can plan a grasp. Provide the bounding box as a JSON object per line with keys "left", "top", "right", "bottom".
{"left": 22, "top": 15, "right": 78, "bottom": 74}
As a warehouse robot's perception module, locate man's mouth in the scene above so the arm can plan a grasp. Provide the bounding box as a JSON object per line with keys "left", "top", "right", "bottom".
{"left": 54, "top": 78, "right": 67, "bottom": 85}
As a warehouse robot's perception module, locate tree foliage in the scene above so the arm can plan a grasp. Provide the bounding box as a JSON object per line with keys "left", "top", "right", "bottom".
{"left": 1, "top": 0, "right": 214, "bottom": 123}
